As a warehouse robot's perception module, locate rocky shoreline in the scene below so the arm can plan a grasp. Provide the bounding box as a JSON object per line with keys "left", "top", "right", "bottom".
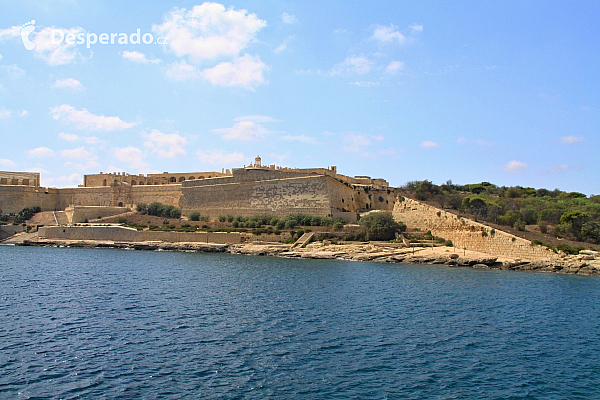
{"left": 8, "top": 237, "right": 600, "bottom": 276}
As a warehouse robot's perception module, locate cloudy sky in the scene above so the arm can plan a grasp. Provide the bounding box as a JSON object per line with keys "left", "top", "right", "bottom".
{"left": 0, "top": 1, "right": 598, "bottom": 193}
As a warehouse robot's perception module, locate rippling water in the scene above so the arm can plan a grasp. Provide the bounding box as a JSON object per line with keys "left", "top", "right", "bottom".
{"left": 1, "top": 246, "right": 599, "bottom": 399}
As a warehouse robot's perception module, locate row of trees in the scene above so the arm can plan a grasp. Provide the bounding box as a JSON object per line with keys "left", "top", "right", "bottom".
{"left": 401, "top": 180, "right": 600, "bottom": 244}
{"left": 136, "top": 202, "right": 181, "bottom": 219}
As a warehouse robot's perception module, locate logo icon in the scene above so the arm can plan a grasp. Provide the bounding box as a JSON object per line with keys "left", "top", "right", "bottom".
{"left": 21, "top": 20, "right": 35, "bottom": 50}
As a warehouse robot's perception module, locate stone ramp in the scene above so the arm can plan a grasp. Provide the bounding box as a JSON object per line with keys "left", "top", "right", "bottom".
{"left": 54, "top": 211, "right": 69, "bottom": 225}
{"left": 29, "top": 211, "right": 60, "bottom": 226}
{"left": 291, "top": 232, "right": 314, "bottom": 249}
{"left": 0, "top": 231, "right": 39, "bottom": 245}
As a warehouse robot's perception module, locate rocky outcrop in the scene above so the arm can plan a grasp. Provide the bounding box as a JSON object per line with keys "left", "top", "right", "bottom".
{"left": 8, "top": 237, "right": 600, "bottom": 277}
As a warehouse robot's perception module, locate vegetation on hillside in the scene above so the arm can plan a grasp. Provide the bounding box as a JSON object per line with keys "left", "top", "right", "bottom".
{"left": 136, "top": 202, "right": 181, "bottom": 219}
{"left": 357, "top": 212, "right": 406, "bottom": 241}
{"left": 400, "top": 180, "right": 600, "bottom": 244}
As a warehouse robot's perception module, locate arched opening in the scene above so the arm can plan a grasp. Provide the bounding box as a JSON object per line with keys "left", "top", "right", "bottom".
{"left": 131, "top": 180, "right": 136, "bottom": 185}
{"left": 189, "top": 176, "right": 195, "bottom": 180}
{"left": 170, "top": 177, "right": 176, "bottom": 183}
{"left": 198, "top": 176, "right": 205, "bottom": 179}
{"left": 103, "top": 179, "right": 107, "bottom": 186}
{"left": 118, "top": 202, "right": 123, "bottom": 207}
{"left": 179, "top": 177, "right": 186, "bottom": 182}
{"left": 113, "top": 179, "right": 118, "bottom": 186}
{"left": 22, "top": 179, "right": 29, "bottom": 185}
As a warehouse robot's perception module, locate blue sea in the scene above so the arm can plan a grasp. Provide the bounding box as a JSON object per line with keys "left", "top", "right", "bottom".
{"left": 1, "top": 246, "right": 599, "bottom": 399}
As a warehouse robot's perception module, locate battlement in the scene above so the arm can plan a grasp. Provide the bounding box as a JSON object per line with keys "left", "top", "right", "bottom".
{"left": 0, "top": 171, "right": 40, "bottom": 187}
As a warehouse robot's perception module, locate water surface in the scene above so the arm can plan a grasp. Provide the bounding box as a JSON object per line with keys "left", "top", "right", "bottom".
{"left": 1, "top": 246, "right": 599, "bottom": 399}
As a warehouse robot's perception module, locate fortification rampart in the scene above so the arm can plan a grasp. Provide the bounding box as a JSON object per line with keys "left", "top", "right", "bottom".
{"left": 38, "top": 226, "right": 248, "bottom": 243}
{"left": 181, "top": 175, "right": 333, "bottom": 218}
{"left": 65, "top": 206, "right": 129, "bottom": 224}
{"left": 84, "top": 170, "right": 230, "bottom": 187}
{"left": 392, "top": 197, "right": 556, "bottom": 261}
{"left": 0, "top": 171, "right": 40, "bottom": 187}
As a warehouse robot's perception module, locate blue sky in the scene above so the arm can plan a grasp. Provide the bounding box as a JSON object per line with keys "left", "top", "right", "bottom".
{"left": 0, "top": 0, "right": 598, "bottom": 194}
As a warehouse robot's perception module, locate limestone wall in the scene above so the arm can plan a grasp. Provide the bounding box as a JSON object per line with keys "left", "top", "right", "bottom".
{"left": 0, "top": 225, "right": 25, "bottom": 240}
{"left": 0, "top": 171, "right": 40, "bottom": 187}
{"left": 84, "top": 170, "right": 229, "bottom": 187}
{"left": 181, "top": 175, "right": 333, "bottom": 218}
{"left": 392, "top": 197, "right": 556, "bottom": 261}
{"left": 65, "top": 206, "right": 129, "bottom": 223}
{"left": 39, "top": 226, "right": 248, "bottom": 244}
{"left": 0, "top": 185, "right": 50, "bottom": 214}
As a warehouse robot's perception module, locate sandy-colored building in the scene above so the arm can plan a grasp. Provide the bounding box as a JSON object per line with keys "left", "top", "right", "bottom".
{"left": 0, "top": 158, "right": 396, "bottom": 221}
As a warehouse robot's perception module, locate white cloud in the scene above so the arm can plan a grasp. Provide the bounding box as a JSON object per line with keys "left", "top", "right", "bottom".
{"left": 386, "top": 60, "right": 404, "bottom": 75}
{"left": 343, "top": 134, "right": 372, "bottom": 153}
{"left": 282, "top": 12, "right": 298, "bottom": 24}
{"left": 20, "top": 110, "right": 28, "bottom": 117}
{"left": 234, "top": 115, "right": 277, "bottom": 122}
{"left": 410, "top": 23, "right": 423, "bottom": 33}
{"left": 274, "top": 42, "right": 287, "bottom": 54}
{"left": 122, "top": 51, "right": 161, "bottom": 64}
{"left": 52, "top": 78, "right": 83, "bottom": 91}
{"left": 420, "top": 140, "right": 438, "bottom": 148}
{"left": 330, "top": 55, "right": 373, "bottom": 75}
{"left": 0, "top": 25, "right": 22, "bottom": 41}
{"left": 50, "top": 104, "right": 137, "bottom": 131}
{"left": 60, "top": 147, "right": 92, "bottom": 159}
{"left": 113, "top": 146, "right": 148, "bottom": 170}
{"left": 143, "top": 129, "right": 187, "bottom": 158}
{"left": 500, "top": 160, "right": 528, "bottom": 173}
{"left": 33, "top": 26, "right": 86, "bottom": 66}
{"left": 550, "top": 164, "right": 581, "bottom": 174}
{"left": 213, "top": 120, "right": 270, "bottom": 141}
{"left": 152, "top": 3, "right": 266, "bottom": 63}
{"left": 26, "top": 167, "right": 50, "bottom": 174}
{"left": 55, "top": 173, "right": 82, "bottom": 186}
{"left": 84, "top": 136, "right": 99, "bottom": 144}
{"left": 560, "top": 135, "right": 584, "bottom": 144}
{"left": 350, "top": 81, "right": 379, "bottom": 87}
{"left": 59, "top": 147, "right": 101, "bottom": 172}
{"left": 0, "top": 64, "right": 25, "bottom": 78}
{"left": 371, "top": 24, "right": 405, "bottom": 43}
{"left": 28, "top": 146, "right": 55, "bottom": 157}
{"left": 197, "top": 150, "right": 246, "bottom": 166}
{"left": 59, "top": 132, "right": 79, "bottom": 141}
{"left": 0, "top": 158, "right": 16, "bottom": 167}
{"left": 166, "top": 59, "right": 201, "bottom": 81}
{"left": 0, "top": 108, "right": 11, "bottom": 118}
{"left": 280, "top": 135, "right": 317, "bottom": 144}
{"left": 201, "top": 53, "right": 267, "bottom": 88}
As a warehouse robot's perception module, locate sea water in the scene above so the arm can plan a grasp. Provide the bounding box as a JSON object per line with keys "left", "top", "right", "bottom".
{"left": 1, "top": 246, "right": 599, "bottom": 399}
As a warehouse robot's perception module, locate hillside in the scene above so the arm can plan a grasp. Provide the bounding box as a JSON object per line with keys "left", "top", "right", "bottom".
{"left": 399, "top": 180, "right": 600, "bottom": 252}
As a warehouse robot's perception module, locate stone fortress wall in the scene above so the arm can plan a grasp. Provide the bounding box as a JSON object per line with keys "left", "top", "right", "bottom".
{"left": 0, "top": 157, "right": 394, "bottom": 220}
{"left": 0, "top": 171, "right": 40, "bottom": 187}
{"left": 83, "top": 170, "right": 231, "bottom": 187}
{"left": 393, "top": 197, "right": 557, "bottom": 261}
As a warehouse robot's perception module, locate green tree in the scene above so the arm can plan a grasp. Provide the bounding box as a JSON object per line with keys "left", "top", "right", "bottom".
{"left": 358, "top": 212, "right": 406, "bottom": 241}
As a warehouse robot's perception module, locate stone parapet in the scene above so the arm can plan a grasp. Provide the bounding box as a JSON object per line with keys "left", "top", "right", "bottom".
{"left": 392, "top": 197, "right": 556, "bottom": 261}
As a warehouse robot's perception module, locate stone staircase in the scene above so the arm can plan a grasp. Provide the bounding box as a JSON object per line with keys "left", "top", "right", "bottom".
{"left": 54, "top": 211, "right": 69, "bottom": 225}
{"left": 292, "top": 232, "right": 315, "bottom": 249}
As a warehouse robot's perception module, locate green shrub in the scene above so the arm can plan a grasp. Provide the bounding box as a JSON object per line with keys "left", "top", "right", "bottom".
{"left": 218, "top": 215, "right": 226, "bottom": 222}
{"left": 14, "top": 206, "right": 41, "bottom": 224}
{"left": 117, "top": 216, "right": 127, "bottom": 224}
{"left": 358, "top": 212, "right": 406, "bottom": 241}
{"left": 445, "top": 240, "right": 453, "bottom": 247}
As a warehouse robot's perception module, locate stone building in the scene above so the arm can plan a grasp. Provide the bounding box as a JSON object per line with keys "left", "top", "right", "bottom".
{"left": 0, "top": 159, "right": 396, "bottom": 221}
